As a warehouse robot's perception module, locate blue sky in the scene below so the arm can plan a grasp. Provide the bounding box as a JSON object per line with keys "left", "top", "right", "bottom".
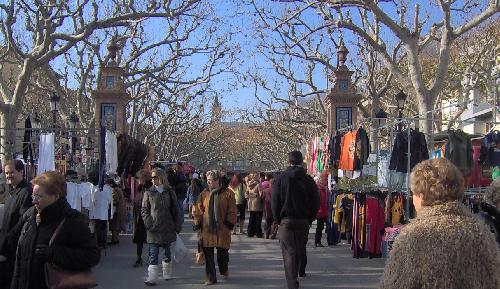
{"left": 39, "top": 0, "right": 493, "bottom": 121}
{"left": 209, "top": 0, "right": 490, "bottom": 117}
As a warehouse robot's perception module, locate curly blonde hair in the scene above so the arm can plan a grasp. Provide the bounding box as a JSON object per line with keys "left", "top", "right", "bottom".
{"left": 410, "top": 158, "right": 464, "bottom": 206}
{"left": 485, "top": 179, "right": 500, "bottom": 206}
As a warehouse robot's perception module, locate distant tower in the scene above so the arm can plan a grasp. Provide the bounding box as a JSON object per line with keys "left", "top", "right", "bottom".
{"left": 211, "top": 95, "right": 222, "bottom": 123}
{"left": 325, "top": 38, "right": 362, "bottom": 132}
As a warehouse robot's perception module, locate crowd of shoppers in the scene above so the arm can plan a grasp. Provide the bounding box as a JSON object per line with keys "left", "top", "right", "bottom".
{"left": 1, "top": 153, "right": 499, "bottom": 289}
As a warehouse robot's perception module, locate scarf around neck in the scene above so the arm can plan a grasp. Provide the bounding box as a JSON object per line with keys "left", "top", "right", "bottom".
{"left": 208, "top": 187, "right": 223, "bottom": 231}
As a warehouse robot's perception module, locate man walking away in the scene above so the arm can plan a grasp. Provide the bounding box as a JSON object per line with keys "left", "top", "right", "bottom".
{"left": 0, "top": 160, "right": 33, "bottom": 289}
{"left": 272, "top": 151, "right": 319, "bottom": 289}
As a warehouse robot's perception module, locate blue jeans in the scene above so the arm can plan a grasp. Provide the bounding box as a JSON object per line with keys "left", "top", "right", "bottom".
{"left": 177, "top": 199, "right": 185, "bottom": 227}
{"left": 148, "top": 243, "right": 171, "bottom": 265}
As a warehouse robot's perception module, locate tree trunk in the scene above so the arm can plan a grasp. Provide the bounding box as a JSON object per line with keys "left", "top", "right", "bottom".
{"left": 1, "top": 105, "right": 18, "bottom": 164}
{"left": 417, "top": 94, "right": 434, "bottom": 150}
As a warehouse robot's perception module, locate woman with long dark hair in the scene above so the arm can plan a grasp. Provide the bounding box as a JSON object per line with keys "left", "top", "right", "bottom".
{"left": 132, "top": 169, "right": 151, "bottom": 267}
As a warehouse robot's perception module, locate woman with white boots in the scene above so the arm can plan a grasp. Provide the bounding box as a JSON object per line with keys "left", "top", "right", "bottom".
{"left": 141, "top": 168, "right": 181, "bottom": 286}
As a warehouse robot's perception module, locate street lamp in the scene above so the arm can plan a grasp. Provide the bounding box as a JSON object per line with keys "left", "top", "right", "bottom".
{"left": 395, "top": 90, "right": 407, "bottom": 131}
{"left": 48, "top": 92, "right": 60, "bottom": 129}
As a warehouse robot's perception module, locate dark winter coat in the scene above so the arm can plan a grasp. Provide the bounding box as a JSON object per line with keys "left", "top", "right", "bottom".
{"left": 133, "top": 182, "right": 151, "bottom": 244}
{"left": 0, "top": 180, "right": 32, "bottom": 260}
{"left": 445, "top": 129, "right": 473, "bottom": 175}
{"left": 271, "top": 166, "right": 319, "bottom": 224}
{"left": 11, "top": 198, "right": 100, "bottom": 289}
{"left": 168, "top": 171, "right": 188, "bottom": 201}
{"left": 389, "top": 129, "right": 429, "bottom": 173}
{"left": 354, "top": 127, "right": 370, "bottom": 170}
{"left": 141, "top": 186, "right": 180, "bottom": 245}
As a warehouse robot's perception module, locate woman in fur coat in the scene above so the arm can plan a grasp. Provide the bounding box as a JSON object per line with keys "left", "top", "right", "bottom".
{"left": 380, "top": 158, "right": 500, "bottom": 289}
{"left": 245, "top": 172, "right": 263, "bottom": 238}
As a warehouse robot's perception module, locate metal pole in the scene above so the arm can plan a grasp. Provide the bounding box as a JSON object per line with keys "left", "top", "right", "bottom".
{"left": 52, "top": 110, "right": 57, "bottom": 130}
{"left": 406, "top": 120, "right": 411, "bottom": 220}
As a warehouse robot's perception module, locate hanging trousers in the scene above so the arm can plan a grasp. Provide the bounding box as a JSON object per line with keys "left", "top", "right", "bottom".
{"left": 202, "top": 247, "right": 229, "bottom": 283}
{"left": 278, "top": 218, "right": 309, "bottom": 289}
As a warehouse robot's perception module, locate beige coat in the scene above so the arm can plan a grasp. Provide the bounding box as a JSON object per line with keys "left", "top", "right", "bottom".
{"left": 245, "top": 181, "right": 263, "bottom": 212}
{"left": 193, "top": 188, "right": 237, "bottom": 249}
{"left": 380, "top": 201, "right": 500, "bottom": 289}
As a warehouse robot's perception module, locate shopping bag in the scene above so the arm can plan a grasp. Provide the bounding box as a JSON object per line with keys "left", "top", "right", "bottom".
{"left": 172, "top": 234, "right": 188, "bottom": 263}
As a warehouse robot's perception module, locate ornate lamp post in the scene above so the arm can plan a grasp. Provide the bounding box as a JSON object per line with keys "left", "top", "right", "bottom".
{"left": 395, "top": 90, "right": 407, "bottom": 131}
{"left": 48, "top": 92, "right": 60, "bottom": 130}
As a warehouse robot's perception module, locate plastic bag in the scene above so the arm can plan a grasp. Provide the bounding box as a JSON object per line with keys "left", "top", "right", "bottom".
{"left": 172, "top": 234, "right": 188, "bottom": 263}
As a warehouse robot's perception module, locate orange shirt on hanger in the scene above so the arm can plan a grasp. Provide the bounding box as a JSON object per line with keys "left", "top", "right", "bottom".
{"left": 339, "top": 130, "right": 357, "bottom": 171}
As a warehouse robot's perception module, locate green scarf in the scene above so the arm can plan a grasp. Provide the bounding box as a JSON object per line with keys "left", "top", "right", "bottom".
{"left": 207, "top": 187, "right": 222, "bottom": 231}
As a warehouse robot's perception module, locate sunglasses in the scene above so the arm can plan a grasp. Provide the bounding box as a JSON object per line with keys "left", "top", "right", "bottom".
{"left": 151, "top": 175, "right": 158, "bottom": 179}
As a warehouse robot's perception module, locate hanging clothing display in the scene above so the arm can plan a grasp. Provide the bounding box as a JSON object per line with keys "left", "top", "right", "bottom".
{"left": 352, "top": 191, "right": 387, "bottom": 259}
{"left": 354, "top": 127, "right": 370, "bottom": 171}
{"left": 79, "top": 181, "right": 94, "bottom": 209}
{"left": 339, "top": 130, "right": 357, "bottom": 171}
{"left": 328, "top": 132, "right": 344, "bottom": 166}
{"left": 66, "top": 182, "right": 81, "bottom": 211}
{"left": 305, "top": 135, "right": 330, "bottom": 176}
{"left": 116, "top": 133, "right": 149, "bottom": 176}
{"left": 365, "top": 196, "right": 385, "bottom": 255}
{"left": 326, "top": 189, "right": 341, "bottom": 246}
{"left": 479, "top": 130, "right": 500, "bottom": 167}
{"left": 37, "top": 133, "right": 55, "bottom": 175}
{"left": 89, "top": 184, "right": 113, "bottom": 221}
{"left": 389, "top": 129, "right": 429, "bottom": 173}
{"left": 445, "top": 129, "right": 473, "bottom": 175}
{"left": 98, "top": 124, "right": 106, "bottom": 190}
{"left": 105, "top": 131, "right": 118, "bottom": 175}
{"left": 377, "top": 153, "right": 390, "bottom": 188}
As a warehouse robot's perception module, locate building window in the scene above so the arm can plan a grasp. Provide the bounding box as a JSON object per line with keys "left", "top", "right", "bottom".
{"left": 336, "top": 107, "right": 352, "bottom": 130}
{"left": 105, "top": 76, "right": 115, "bottom": 88}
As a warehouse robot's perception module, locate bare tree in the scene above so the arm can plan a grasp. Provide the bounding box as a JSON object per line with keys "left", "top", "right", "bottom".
{"left": 312, "top": 0, "right": 499, "bottom": 135}
{"left": 0, "top": 0, "right": 203, "bottom": 162}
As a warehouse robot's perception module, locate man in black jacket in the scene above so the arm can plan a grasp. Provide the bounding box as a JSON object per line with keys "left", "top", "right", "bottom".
{"left": 170, "top": 164, "right": 187, "bottom": 228}
{"left": 0, "top": 160, "right": 33, "bottom": 289}
{"left": 272, "top": 151, "right": 319, "bottom": 289}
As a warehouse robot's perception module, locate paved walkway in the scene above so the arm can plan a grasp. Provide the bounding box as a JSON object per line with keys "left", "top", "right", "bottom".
{"left": 94, "top": 217, "right": 385, "bottom": 289}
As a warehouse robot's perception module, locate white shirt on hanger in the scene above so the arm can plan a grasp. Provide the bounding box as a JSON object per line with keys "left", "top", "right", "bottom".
{"left": 37, "top": 133, "right": 55, "bottom": 175}
{"left": 105, "top": 131, "right": 118, "bottom": 175}
{"left": 89, "top": 184, "right": 113, "bottom": 221}
{"left": 66, "top": 182, "right": 81, "bottom": 211}
{"left": 79, "top": 182, "right": 94, "bottom": 209}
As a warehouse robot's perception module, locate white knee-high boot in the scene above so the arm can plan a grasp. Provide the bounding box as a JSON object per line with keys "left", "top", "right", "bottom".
{"left": 162, "top": 260, "right": 173, "bottom": 280}
{"left": 144, "top": 265, "right": 159, "bottom": 286}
